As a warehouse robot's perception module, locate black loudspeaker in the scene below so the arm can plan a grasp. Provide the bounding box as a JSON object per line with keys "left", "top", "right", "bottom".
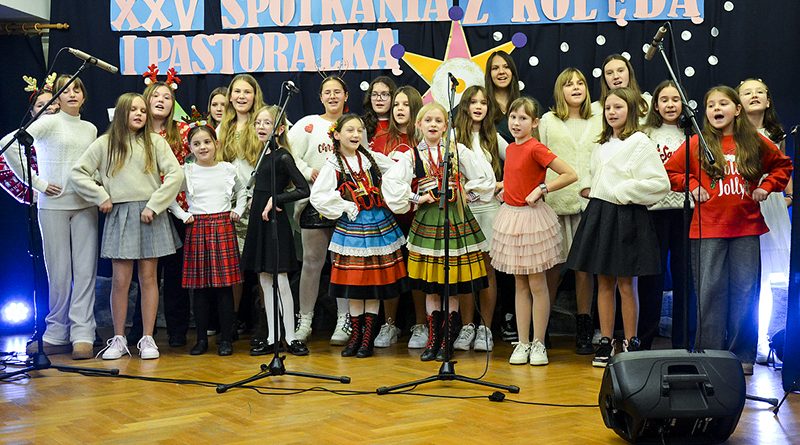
{"left": 598, "top": 349, "right": 746, "bottom": 444}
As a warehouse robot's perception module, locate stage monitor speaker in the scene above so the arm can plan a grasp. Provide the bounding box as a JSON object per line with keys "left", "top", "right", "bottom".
{"left": 598, "top": 349, "right": 745, "bottom": 444}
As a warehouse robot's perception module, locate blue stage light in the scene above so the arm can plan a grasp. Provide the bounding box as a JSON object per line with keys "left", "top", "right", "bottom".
{"left": 1, "top": 301, "right": 31, "bottom": 325}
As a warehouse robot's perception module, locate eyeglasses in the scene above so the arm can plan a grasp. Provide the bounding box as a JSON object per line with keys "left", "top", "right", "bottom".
{"left": 371, "top": 92, "right": 391, "bottom": 100}
{"left": 254, "top": 120, "right": 273, "bottom": 128}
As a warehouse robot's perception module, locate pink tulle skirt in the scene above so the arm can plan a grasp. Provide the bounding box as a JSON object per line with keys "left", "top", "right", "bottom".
{"left": 490, "top": 202, "right": 562, "bottom": 275}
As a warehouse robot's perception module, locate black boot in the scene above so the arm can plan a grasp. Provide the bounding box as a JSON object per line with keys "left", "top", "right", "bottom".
{"left": 420, "top": 311, "right": 442, "bottom": 361}
{"left": 436, "top": 311, "right": 461, "bottom": 361}
{"left": 356, "top": 313, "right": 379, "bottom": 358}
{"left": 575, "top": 314, "right": 594, "bottom": 355}
{"left": 341, "top": 314, "right": 362, "bottom": 357}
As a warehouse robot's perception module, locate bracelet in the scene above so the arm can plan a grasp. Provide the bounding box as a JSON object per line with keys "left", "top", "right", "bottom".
{"left": 410, "top": 193, "right": 420, "bottom": 204}
{"left": 539, "top": 183, "right": 549, "bottom": 195}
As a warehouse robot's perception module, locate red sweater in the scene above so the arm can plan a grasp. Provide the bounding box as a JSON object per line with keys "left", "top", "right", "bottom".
{"left": 664, "top": 134, "right": 792, "bottom": 239}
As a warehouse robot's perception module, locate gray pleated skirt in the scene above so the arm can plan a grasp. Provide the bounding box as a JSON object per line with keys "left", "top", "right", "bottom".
{"left": 101, "top": 201, "right": 182, "bottom": 260}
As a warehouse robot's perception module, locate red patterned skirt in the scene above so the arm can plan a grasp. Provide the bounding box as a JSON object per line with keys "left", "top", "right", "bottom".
{"left": 182, "top": 212, "right": 243, "bottom": 288}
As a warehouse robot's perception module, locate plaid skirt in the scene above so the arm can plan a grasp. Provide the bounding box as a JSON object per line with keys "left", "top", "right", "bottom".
{"left": 182, "top": 212, "right": 243, "bottom": 288}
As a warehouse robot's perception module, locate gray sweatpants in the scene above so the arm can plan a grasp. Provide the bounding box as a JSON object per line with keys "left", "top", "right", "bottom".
{"left": 38, "top": 207, "right": 98, "bottom": 345}
{"left": 691, "top": 236, "right": 760, "bottom": 364}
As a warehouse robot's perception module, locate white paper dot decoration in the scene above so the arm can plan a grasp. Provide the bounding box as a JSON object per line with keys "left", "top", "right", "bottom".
{"left": 711, "top": 27, "right": 720, "bottom": 37}
{"left": 688, "top": 100, "right": 698, "bottom": 110}
{"left": 560, "top": 42, "right": 570, "bottom": 52}
{"left": 592, "top": 68, "right": 602, "bottom": 78}
{"left": 621, "top": 52, "right": 631, "bottom": 60}
{"left": 493, "top": 31, "right": 503, "bottom": 42}
{"left": 360, "top": 81, "right": 369, "bottom": 91}
{"left": 642, "top": 44, "right": 651, "bottom": 54}
{"left": 724, "top": 2, "right": 734, "bottom": 12}
{"left": 681, "top": 31, "right": 692, "bottom": 41}
{"left": 708, "top": 55, "right": 719, "bottom": 66}
{"left": 684, "top": 66, "right": 695, "bottom": 77}
{"left": 596, "top": 35, "right": 606, "bottom": 46}
{"left": 519, "top": 81, "right": 525, "bottom": 91}
{"left": 529, "top": 56, "right": 540, "bottom": 67}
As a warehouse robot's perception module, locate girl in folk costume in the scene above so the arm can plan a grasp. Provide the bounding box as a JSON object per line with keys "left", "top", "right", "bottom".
{"left": 133, "top": 66, "right": 192, "bottom": 347}
{"left": 363, "top": 76, "right": 397, "bottom": 142}
{"left": 168, "top": 121, "right": 247, "bottom": 356}
{"left": 288, "top": 75, "right": 351, "bottom": 345}
{"left": 311, "top": 114, "right": 409, "bottom": 358}
{"left": 207, "top": 86, "right": 227, "bottom": 129}
{"left": 72, "top": 92, "right": 183, "bottom": 360}
{"left": 639, "top": 80, "right": 695, "bottom": 350}
{"left": 737, "top": 78, "right": 793, "bottom": 364}
{"left": 452, "top": 85, "right": 508, "bottom": 352}
{"left": 383, "top": 102, "right": 495, "bottom": 362}
{"left": 666, "top": 86, "right": 792, "bottom": 374}
{"left": 538, "top": 68, "right": 602, "bottom": 355}
{"left": 492, "top": 97, "right": 577, "bottom": 366}
{"left": 0, "top": 74, "right": 59, "bottom": 204}
{"left": 5, "top": 75, "right": 98, "bottom": 360}
{"left": 369, "top": 85, "right": 427, "bottom": 349}
{"left": 242, "top": 106, "right": 310, "bottom": 356}
{"left": 566, "top": 87, "right": 670, "bottom": 368}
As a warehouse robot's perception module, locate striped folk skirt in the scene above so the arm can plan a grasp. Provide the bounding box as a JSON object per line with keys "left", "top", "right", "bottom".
{"left": 490, "top": 203, "right": 562, "bottom": 275}
{"left": 182, "top": 212, "right": 243, "bottom": 288}
{"left": 407, "top": 203, "right": 488, "bottom": 296}
{"left": 329, "top": 206, "right": 409, "bottom": 300}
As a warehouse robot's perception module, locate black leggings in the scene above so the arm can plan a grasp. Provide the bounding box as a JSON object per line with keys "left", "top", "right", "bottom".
{"left": 194, "top": 286, "right": 234, "bottom": 342}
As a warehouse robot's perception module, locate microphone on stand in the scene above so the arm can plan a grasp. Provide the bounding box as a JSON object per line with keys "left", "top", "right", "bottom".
{"left": 644, "top": 25, "right": 669, "bottom": 61}
{"left": 447, "top": 72, "right": 460, "bottom": 87}
{"left": 67, "top": 48, "right": 119, "bottom": 74}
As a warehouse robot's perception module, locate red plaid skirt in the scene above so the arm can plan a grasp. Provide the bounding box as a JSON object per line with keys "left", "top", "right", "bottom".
{"left": 182, "top": 212, "right": 243, "bottom": 288}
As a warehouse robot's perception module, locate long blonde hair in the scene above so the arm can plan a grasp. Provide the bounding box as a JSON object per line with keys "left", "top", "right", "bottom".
{"left": 551, "top": 68, "right": 593, "bottom": 121}
{"left": 143, "top": 81, "right": 181, "bottom": 151}
{"left": 701, "top": 86, "right": 765, "bottom": 182}
{"left": 105, "top": 92, "right": 155, "bottom": 176}
{"left": 217, "top": 74, "right": 265, "bottom": 162}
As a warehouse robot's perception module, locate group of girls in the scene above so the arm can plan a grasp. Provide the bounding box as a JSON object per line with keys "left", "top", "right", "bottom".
{"left": 2, "top": 50, "right": 792, "bottom": 372}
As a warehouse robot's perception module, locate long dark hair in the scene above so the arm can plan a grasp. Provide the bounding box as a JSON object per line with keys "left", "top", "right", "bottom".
{"left": 484, "top": 50, "right": 520, "bottom": 124}
{"left": 600, "top": 54, "right": 648, "bottom": 117}
{"left": 736, "top": 78, "right": 786, "bottom": 144}
{"left": 644, "top": 80, "right": 680, "bottom": 129}
{"left": 330, "top": 114, "right": 382, "bottom": 186}
{"left": 454, "top": 85, "right": 501, "bottom": 179}
{"left": 362, "top": 76, "right": 397, "bottom": 140}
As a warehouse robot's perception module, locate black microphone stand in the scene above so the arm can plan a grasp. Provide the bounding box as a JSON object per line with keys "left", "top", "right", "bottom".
{"left": 376, "top": 76, "right": 519, "bottom": 395}
{"left": 651, "top": 25, "right": 777, "bottom": 407}
{"left": 0, "top": 60, "right": 118, "bottom": 381}
{"left": 217, "top": 83, "right": 349, "bottom": 393}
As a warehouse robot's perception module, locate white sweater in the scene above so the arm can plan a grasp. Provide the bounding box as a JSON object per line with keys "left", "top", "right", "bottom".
{"left": 586, "top": 132, "right": 670, "bottom": 206}
{"left": 71, "top": 133, "right": 183, "bottom": 215}
{"left": 4, "top": 112, "right": 97, "bottom": 210}
{"left": 538, "top": 111, "right": 602, "bottom": 214}
{"left": 287, "top": 115, "right": 336, "bottom": 181}
{"left": 645, "top": 124, "right": 687, "bottom": 210}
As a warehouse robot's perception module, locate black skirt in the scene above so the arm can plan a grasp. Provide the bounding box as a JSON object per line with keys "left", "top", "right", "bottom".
{"left": 566, "top": 198, "right": 661, "bottom": 277}
{"left": 241, "top": 190, "right": 299, "bottom": 274}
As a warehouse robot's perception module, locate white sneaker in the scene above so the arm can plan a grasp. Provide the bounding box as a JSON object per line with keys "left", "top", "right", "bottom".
{"left": 98, "top": 335, "right": 130, "bottom": 360}
{"left": 453, "top": 324, "right": 476, "bottom": 351}
{"left": 137, "top": 335, "right": 160, "bottom": 360}
{"left": 509, "top": 342, "right": 531, "bottom": 365}
{"left": 374, "top": 320, "right": 401, "bottom": 348}
{"left": 592, "top": 329, "right": 602, "bottom": 345}
{"left": 294, "top": 311, "right": 313, "bottom": 342}
{"left": 330, "top": 312, "right": 350, "bottom": 346}
{"left": 473, "top": 325, "right": 494, "bottom": 351}
{"left": 529, "top": 340, "right": 549, "bottom": 366}
{"left": 408, "top": 324, "right": 429, "bottom": 349}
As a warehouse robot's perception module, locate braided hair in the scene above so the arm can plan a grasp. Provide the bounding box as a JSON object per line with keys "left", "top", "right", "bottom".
{"left": 330, "top": 114, "right": 383, "bottom": 188}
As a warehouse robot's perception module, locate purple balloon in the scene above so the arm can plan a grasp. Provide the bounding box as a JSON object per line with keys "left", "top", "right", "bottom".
{"left": 448, "top": 6, "right": 464, "bottom": 21}
{"left": 512, "top": 32, "right": 528, "bottom": 48}
{"left": 390, "top": 44, "right": 406, "bottom": 60}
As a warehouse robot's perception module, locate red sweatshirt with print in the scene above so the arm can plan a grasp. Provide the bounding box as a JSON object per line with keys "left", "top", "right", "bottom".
{"left": 664, "top": 134, "right": 792, "bottom": 239}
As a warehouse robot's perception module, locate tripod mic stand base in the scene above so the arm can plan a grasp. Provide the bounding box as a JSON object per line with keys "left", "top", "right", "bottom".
{"left": 215, "top": 354, "right": 350, "bottom": 394}
{"left": 0, "top": 352, "right": 120, "bottom": 380}
{"left": 376, "top": 359, "right": 520, "bottom": 395}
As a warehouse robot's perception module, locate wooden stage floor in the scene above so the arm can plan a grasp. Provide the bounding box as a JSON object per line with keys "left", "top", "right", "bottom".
{"left": 1, "top": 334, "right": 797, "bottom": 444}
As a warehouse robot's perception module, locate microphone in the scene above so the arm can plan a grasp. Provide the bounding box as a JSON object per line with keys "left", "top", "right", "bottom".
{"left": 447, "top": 72, "right": 459, "bottom": 87}
{"left": 67, "top": 48, "right": 119, "bottom": 74}
{"left": 284, "top": 80, "right": 299, "bottom": 93}
{"left": 644, "top": 25, "right": 668, "bottom": 61}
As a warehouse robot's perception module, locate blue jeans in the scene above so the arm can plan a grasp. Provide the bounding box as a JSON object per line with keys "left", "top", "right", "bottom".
{"left": 691, "top": 236, "right": 760, "bottom": 364}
